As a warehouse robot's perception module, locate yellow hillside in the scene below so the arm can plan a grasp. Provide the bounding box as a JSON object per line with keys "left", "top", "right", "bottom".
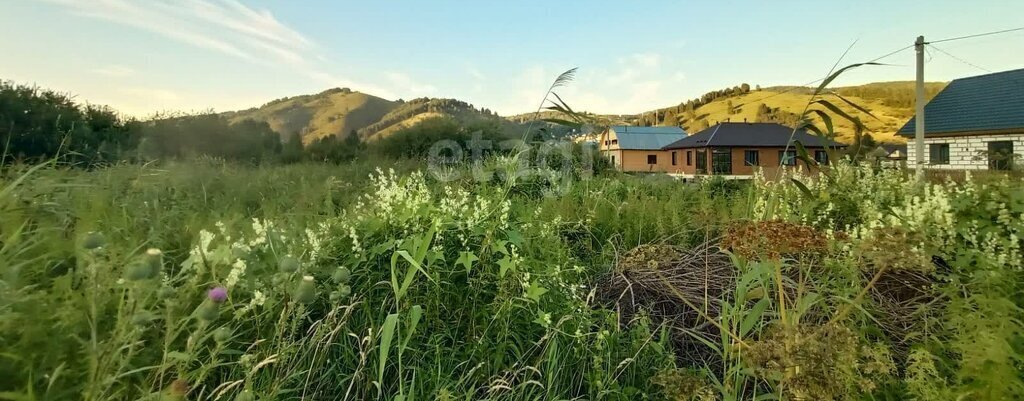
{"left": 681, "top": 91, "right": 910, "bottom": 143}
{"left": 227, "top": 88, "right": 398, "bottom": 144}
{"left": 636, "top": 81, "right": 947, "bottom": 144}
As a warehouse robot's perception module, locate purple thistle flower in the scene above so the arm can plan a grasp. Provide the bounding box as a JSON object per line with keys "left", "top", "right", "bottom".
{"left": 207, "top": 287, "right": 228, "bottom": 303}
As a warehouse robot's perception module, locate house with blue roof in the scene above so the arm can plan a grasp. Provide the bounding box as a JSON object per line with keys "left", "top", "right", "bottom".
{"left": 599, "top": 125, "right": 686, "bottom": 172}
{"left": 898, "top": 67, "right": 1024, "bottom": 170}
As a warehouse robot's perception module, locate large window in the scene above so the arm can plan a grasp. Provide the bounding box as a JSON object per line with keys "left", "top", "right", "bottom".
{"left": 744, "top": 150, "right": 760, "bottom": 166}
{"left": 712, "top": 149, "right": 732, "bottom": 174}
{"left": 647, "top": 154, "right": 657, "bottom": 165}
{"left": 814, "top": 150, "right": 829, "bottom": 165}
{"left": 988, "top": 141, "right": 1014, "bottom": 170}
{"left": 686, "top": 151, "right": 692, "bottom": 166}
{"left": 929, "top": 143, "right": 950, "bottom": 165}
{"left": 695, "top": 150, "right": 707, "bottom": 172}
{"left": 779, "top": 150, "right": 797, "bottom": 166}
{"left": 671, "top": 151, "right": 677, "bottom": 166}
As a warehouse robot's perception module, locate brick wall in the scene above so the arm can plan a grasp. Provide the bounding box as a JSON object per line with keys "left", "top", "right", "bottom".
{"left": 905, "top": 132, "right": 1023, "bottom": 170}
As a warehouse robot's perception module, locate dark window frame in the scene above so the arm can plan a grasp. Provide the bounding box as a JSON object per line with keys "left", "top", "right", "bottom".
{"left": 988, "top": 141, "right": 1014, "bottom": 170}
{"left": 647, "top": 154, "right": 657, "bottom": 165}
{"left": 778, "top": 150, "right": 797, "bottom": 166}
{"left": 686, "top": 151, "right": 692, "bottom": 166}
{"left": 744, "top": 150, "right": 760, "bottom": 166}
{"left": 929, "top": 143, "right": 950, "bottom": 165}
{"left": 671, "top": 151, "right": 677, "bottom": 166}
{"left": 711, "top": 148, "right": 732, "bottom": 174}
{"left": 814, "top": 150, "right": 829, "bottom": 165}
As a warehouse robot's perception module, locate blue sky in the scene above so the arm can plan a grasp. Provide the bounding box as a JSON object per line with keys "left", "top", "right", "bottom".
{"left": 2, "top": 0, "right": 1023, "bottom": 117}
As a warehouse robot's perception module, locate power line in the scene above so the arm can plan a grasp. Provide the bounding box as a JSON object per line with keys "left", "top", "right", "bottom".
{"left": 732, "top": 44, "right": 914, "bottom": 110}
{"left": 927, "top": 44, "right": 992, "bottom": 73}
{"left": 867, "top": 44, "right": 915, "bottom": 63}
{"left": 928, "top": 26, "right": 1024, "bottom": 44}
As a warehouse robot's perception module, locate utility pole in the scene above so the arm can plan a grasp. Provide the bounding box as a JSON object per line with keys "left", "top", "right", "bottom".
{"left": 914, "top": 35, "right": 926, "bottom": 176}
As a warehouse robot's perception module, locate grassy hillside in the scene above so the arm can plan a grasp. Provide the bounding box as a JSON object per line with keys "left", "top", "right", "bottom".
{"left": 225, "top": 88, "right": 507, "bottom": 144}
{"left": 636, "top": 81, "right": 947, "bottom": 144}
{"left": 225, "top": 88, "right": 398, "bottom": 144}
{"left": 357, "top": 97, "right": 504, "bottom": 141}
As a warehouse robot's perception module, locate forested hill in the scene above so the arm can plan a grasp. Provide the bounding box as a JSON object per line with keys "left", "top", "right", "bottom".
{"left": 223, "top": 88, "right": 506, "bottom": 144}
{"left": 627, "top": 81, "right": 947, "bottom": 143}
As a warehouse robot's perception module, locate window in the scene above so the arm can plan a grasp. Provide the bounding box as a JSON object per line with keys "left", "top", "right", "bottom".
{"left": 929, "top": 143, "right": 950, "bottom": 165}
{"left": 778, "top": 150, "right": 797, "bottom": 166}
{"left": 603, "top": 140, "right": 609, "bottom": 145}
{"left": 647, "top": 154, "right": 657, "bottom": 165}
{"left": 988, "top": 141, "right": 1014, "bottom": 170}
{"left": 611, "top": 139, "right": 618, "bottom": 145}
{"left": 671, "top": 151, "right": 678, "bottom": 166}
{"left": 744, "top": 150, "right": 760, "bottom": 166}
{"left": 611, "top": 155, "right": 616, "bottom": 166}
{"left": 712, "top": 149, "right": 732, "bottom": 174}
{"left": 686, "top": 151, "right": 692, "bottom": 166}
{"left": 814, "top": 150, "right": 829, "bottom": 165}
{"left": 695, "top": 150, "right": 707, "bottom": 172}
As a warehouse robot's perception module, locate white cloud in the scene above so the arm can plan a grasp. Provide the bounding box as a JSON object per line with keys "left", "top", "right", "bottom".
{"left": 503, "top": 52, "right": 683, "bottom": 115}
{"left": 42, "top": 0, "right": 422, "bottom": 105}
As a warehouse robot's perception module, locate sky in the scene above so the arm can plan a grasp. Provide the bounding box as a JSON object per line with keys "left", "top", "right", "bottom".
{"left": 2, "top": 0, "right": 1024, "bottom": 118}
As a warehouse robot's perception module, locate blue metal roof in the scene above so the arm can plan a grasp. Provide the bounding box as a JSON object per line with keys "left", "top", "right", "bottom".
{"left": 610, "top": 125, "right": 686, "bottom": 149}
{"left": 898, "top": 68, "right": 1024, "bottom": 136}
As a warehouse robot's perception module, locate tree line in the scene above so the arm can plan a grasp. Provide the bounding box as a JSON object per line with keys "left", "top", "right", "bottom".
{"left": 0, "top": 80, "right": 515, "bottom": 167}
{"left": 635, "top": 83, "right": 754, "bottom": 126}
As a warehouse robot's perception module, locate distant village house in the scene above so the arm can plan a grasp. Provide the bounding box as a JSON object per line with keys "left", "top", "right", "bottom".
{"left": 599, "top": 122, "right": 844, "bottom": 178}
{"left": 899, "top": 68, "right": 1023, "bottom": 170}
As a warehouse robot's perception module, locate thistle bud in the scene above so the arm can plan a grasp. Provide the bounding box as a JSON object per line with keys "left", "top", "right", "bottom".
{"left": 234, "top": 389, "right": 256, "bottom": 401}
{"left": 144, "top": 248, "right": 163, "bottom": 273}
{"left": 125, "top": 249, "right": 162, "bottom": 281}
{"left": 332, "top": 266, "right": 351, "bottom": 284}
{"left": 214, "top": 326, "right": 232, "bottom": 343}
{"left": 294, "top": 275, "right": 316, "bottom": 304}
{"left": 338, "top": 284, "right": 351, "bottom": 298}
{"left": 125, "top": 260, "right": 156, "bottom": 281}
{"left": 196, "top": 300, "right": 220, "bottom": 321}
{"left": 167, "top": 379, "right": 189, "bottom": 400}
{"left": 207, "top": 287, "right": 228, "bottom": 303}
{"left": 81, "top": 231, "right": 106, "bottom": 250}
{"left": 278, "top": 256, "right": 300, "bottom": 273}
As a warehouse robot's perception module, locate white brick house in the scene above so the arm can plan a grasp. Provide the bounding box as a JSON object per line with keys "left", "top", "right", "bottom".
{"left": 899, "top": 68, "right": 1024, "bottom": 171}
{"left": 906, "top": 133, "right": 1024, "bottom": 170}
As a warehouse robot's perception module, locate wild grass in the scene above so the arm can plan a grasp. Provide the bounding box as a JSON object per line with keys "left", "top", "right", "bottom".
{"left": 0, "top": 156, "right": 1022, "bottom": 400}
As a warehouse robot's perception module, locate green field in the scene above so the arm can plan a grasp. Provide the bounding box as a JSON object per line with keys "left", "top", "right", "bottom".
{"left": 1, "top": 159, "right": 1022, "bottom": 400}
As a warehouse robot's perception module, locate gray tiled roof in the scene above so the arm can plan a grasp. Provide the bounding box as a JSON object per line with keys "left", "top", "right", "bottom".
{"left": 662, "top": 122, "right": 843, "bottom": 149}
{"left": 610, "top": 126, "right": 687, "bottom": 149}
{"left": 898, "top": 68, "right": 1024, "bottom": 136}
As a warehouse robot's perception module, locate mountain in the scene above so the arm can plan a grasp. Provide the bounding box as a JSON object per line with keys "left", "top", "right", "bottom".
{"left": 225, "top": 81, "right": 947, "bottom": 146}
{"left": 224, "top": 88, "right": 505, "bottom": 144}
{"left": 629, "top": 81, "right": 947, "bottom": 143}
{"left": 224, "top": 88, "right": 396, "bottom": 143}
